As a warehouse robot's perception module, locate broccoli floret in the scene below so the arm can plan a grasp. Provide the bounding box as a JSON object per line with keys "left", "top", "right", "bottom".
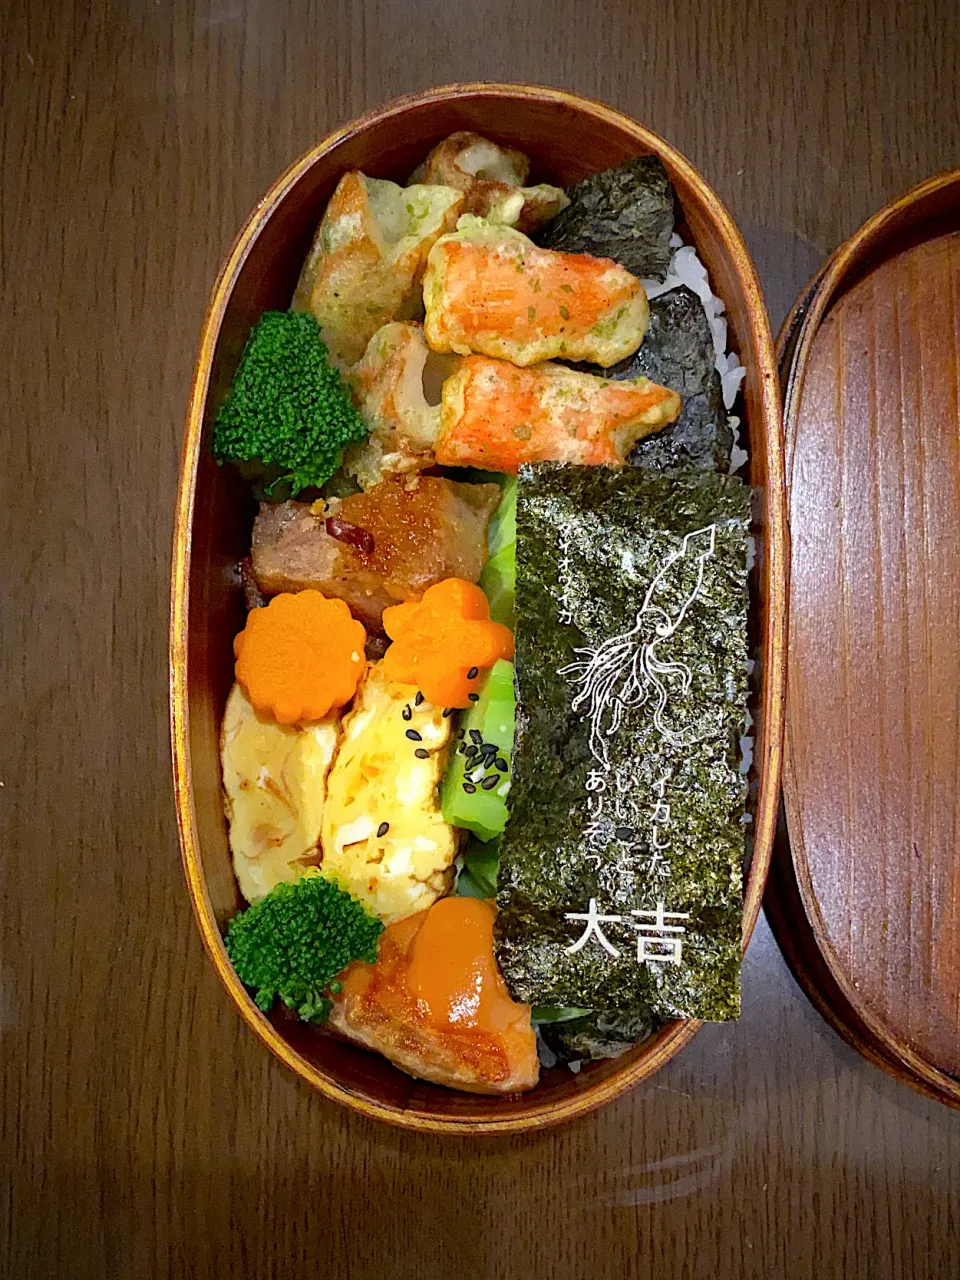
{"left": 224, "top": 873, "right": 383, "bottom": 1024}
{"left": 213, "top": 311, "right": 368, "bottom": 495}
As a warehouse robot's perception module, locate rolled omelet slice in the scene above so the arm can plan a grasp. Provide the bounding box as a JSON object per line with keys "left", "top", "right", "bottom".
{"left": 320, "top": 662, "right": 457, "bottom": 924}
{"left": 220, "top": 683, "right": 340, "bottom": 904}
{"left": 292, "top": 173, "right": 464, "bottom": 368}
{"left": 423, "top": 215, "right": 648, "bottom": 367}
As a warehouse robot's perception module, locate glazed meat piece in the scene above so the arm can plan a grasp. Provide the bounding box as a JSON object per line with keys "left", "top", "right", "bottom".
{"left": 413, "top": 131, "right": 569, "bottom": 234}
{"left": 292, "top": 172, "right": 463, "bottom": 367}
{"left": 251, "top": 476, "right": 501, "bottom": 629}
{"left": 437, "top": 356, "right": 682, "bottom": 471}
{"left": 423, "top": 217, "right": 649, "bottom": 367}
{"left": 329, "top": 897, "right": 539, "bottom": 1094}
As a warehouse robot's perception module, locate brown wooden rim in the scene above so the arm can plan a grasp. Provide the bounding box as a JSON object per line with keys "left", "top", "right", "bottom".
{"left": 170, "top": 82, "right": 786, "bottom": 1134}
{"left": 771, "top": 168, "right": 960, "bottom": 1109}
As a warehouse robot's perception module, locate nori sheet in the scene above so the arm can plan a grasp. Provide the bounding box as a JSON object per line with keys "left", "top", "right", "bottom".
{"left": 538, "top": 1007, "right": 659, "bottom": 1064}
{"left": 571, "top": 286, "right": 733, "bottom": 473}
{"left": 494, "top": 464, "right": 749, "bottom": 1021}
{"left": 620, "top": 286, "right": 732, "bottom": 472}
{"left": 535, "top": 156, "right": 675, "bottom": 281}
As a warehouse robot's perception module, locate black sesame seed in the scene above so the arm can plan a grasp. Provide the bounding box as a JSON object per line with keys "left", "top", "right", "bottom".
{"left": 415, "top": 691, "right": 424, "bottom": 706}
{"left": 462, "top": 782, "right": 477, "bottom": 794}
{"left": 465, "top": 746, "right": 479, "bottom": 760}
{"left": 480, "top": 743, "right": 497, "bottom": 757}
{"left": 468, "top": 693, "right": 479, "bottom": 702}
{"left": 469, "top": 729, "right": 483, "bottom": 744}
{"left": 405, "top": 729, "right": 422, "bottom": 742}
{"left": 481, "top": 775, "right": 499, "bottom": 791}
{"left": 495, "top": 758, "right": 508, "bottom": 772}
{"left": 377, "top": 821, "right": 390, "bottom": 838}
{"left": 401, "top": 705, "right": 412, "bottom": 721}
{"left": 443, "top": 707, "right": 455, "bottom": 718}
{"left": 615, "top": 826, "right": 634, "bottom": 841}
{"left": 457, "top": 742, "right": 467, "bottom": 754}
{"left": 414, "top": 748, "right": 429, "bottom": 759}
{"left": 456, "top": 728, "right": 465, "bottom": 740}
{"left": 466, "top": 666, "right": 479, "bottom": 680}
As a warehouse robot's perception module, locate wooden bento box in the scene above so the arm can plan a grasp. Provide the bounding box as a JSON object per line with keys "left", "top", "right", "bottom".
{"left": 170, "top": 83, "right": 787, "bottom": 1134}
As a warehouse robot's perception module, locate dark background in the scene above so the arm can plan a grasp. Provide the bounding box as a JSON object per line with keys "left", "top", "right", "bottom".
{"left": 2, "top": 2, "right": 959, "bottom": 1277}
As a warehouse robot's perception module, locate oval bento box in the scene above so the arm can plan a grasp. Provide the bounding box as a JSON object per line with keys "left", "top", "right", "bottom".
{"left": 170, "top": 83, "right": 787, "bottom": 1134}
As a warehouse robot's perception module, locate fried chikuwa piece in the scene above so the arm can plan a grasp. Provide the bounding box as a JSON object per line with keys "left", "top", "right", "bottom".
{"left": 414, "top": 131, "right": 568, "bottom": 234}
{"left": 423, "top": 217, "right": 648, "bottom": 367}
{"left": 436, "top": 356, "right": 681, "bottom": 472}
{"left": 292, "top": 172, "right": 463, "bottom": 367}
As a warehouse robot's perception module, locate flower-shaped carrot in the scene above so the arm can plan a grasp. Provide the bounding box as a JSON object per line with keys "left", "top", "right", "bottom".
{"left": 234, "top": 590, "right": 366, "bottom": 725}
{"left": 382, "top": 578, "right": 514, "bottom": 708}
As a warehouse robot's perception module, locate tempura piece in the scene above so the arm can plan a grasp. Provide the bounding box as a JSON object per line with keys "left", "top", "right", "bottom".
{"left": 320, "top": 663, "right": 456, "bottom": 923}
{"left": 330, "top": 898, "right": 539, "bottom": 1094}
{"left": 423, "top": 217, "right": 649, "bottom": 367}
{"left": 292, "top": 173, "right": 464, "bottom": 367}
{"left": 251, "top": 476, "right": 500, "bottom": 629}
{"left": 345, "top": 322, "right": 456, "bottom": 489}
{"left": 220, "top": 683, "right": 339, "bottom": 904}
{"left": 413, "top": 131, "right": 569, "bottom": 234}
{"left": 436, "top": 356, "right": 682, "bottom": 472}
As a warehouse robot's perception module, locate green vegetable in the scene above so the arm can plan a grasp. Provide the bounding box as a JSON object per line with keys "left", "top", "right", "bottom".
{"left": 455, "top": 838, "right": 500, "bottom": 899}
{"left": 530, "top": 1006, "right": 592, "bottom": 1023}
{"left": 486, "top": 476, "right": 517, "bottom": 558}
{"left": 224, "top": 873, "right": 383, "bottom": 1024}
{"left": 479, "top": 543, "right": 516, "bottom": 628}
{"left": 441, "top": 659, "right": 515, "bottom": 842}
{"left": 213, "top": 311, "right": 368, "bottom": 496}
{"left": 494, "top": 464, "right": 749, "bottom": 1022}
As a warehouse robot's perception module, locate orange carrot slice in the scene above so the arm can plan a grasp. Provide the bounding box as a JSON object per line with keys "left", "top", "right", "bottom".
{"left": 234, "top": 590, "right": 366, "bottom": 725}
{"left": 382, "top": 578, "right": 514, "bottom": 708}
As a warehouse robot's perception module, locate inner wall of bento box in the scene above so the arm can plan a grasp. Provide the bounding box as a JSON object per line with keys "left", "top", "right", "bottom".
{"left": 187, "top": 103, "right": 769, "bottom": 1089}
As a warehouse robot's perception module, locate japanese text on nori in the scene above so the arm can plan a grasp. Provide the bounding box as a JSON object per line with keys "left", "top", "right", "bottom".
{"left": 494, "top": 465, "right": 749, "bottom": 1021}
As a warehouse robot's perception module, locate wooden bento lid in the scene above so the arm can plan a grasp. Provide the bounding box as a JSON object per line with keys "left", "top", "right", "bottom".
{"left": 767, "top": 171, "right": 960, "bottom": 1107}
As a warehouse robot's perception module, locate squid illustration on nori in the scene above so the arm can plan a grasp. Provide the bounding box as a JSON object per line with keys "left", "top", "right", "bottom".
{"left": 558, "top": 523, "right": 718, "bottom": 764}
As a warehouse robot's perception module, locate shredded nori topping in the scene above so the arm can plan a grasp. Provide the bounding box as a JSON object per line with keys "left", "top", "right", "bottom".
{"left": 535, "top": 156, "right": 675, "bottom": 281}
{"left": 494, "top": 465, "right": 749, "bottom": 1022}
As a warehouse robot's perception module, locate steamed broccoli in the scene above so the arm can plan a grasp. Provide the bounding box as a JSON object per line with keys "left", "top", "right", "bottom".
{"left": 213, "top": 310, "right": 368, "bottom": 495}
{"left": 224, "top": 873, "right": 383, "bottom": 1024}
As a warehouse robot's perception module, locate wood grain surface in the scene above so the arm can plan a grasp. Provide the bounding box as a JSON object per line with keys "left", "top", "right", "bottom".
{"left": 783, "top": 227, "right": 960, "bottom": 1093}
{"left": 2, "top": 0, "right": 959, "bottom": 1276}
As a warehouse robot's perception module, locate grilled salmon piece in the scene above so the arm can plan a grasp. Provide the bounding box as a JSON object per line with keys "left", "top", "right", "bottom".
{"left": 423, "top": 217, "right": 648, "bottom": 367}
{"left": 436, "top": 355, "right": 682, "bottom": 472}
{"left": 329, "top": 898, "right": 539, "bottom": 1094}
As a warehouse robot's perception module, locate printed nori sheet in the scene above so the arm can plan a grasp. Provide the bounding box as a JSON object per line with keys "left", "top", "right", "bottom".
{"left": 535, "top": 156, "right": 675, "bottom": 281}
{"left": 494, "top": 464, "right": 749, "bottom": 1021}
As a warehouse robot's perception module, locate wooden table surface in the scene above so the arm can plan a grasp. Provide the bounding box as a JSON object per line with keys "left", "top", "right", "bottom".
{"left": 3, "top": 2, "right": 959, "bottom": 1276}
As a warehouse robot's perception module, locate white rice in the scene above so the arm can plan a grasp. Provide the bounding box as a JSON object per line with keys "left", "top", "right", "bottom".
{"left": 641, "top": 237, "right": 748, "bottom": 474}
